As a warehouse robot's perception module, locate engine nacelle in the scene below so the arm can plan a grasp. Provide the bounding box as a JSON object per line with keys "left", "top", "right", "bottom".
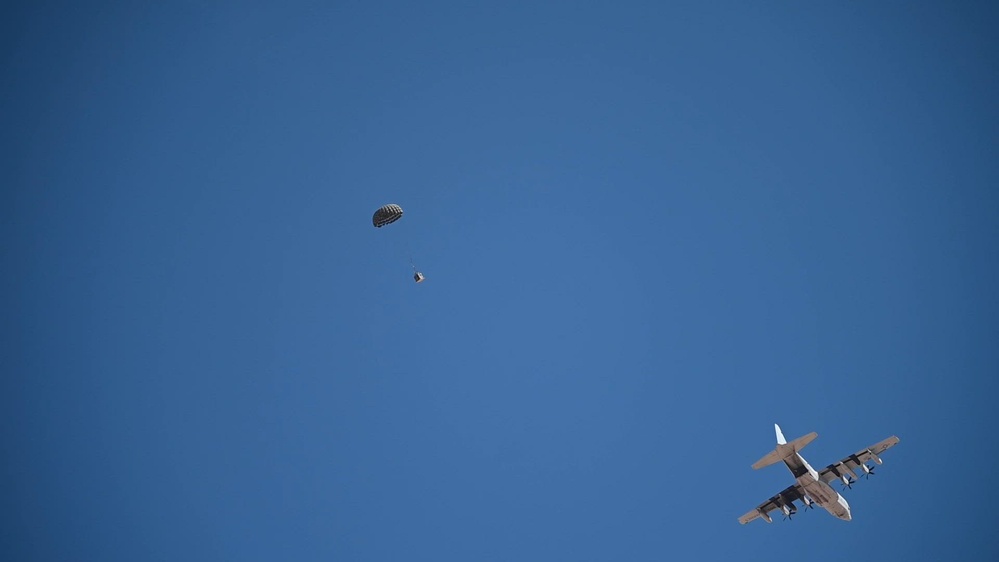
{"left": 868, "top": 449, "right": 883, "bottom": 465}
{"left": 777, "top": 498, "right": 797, "bottom": 516}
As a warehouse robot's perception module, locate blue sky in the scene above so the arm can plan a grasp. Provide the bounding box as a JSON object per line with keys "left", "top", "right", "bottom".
{"left": 3, "top": 2, "right": 998, "bottom": 560}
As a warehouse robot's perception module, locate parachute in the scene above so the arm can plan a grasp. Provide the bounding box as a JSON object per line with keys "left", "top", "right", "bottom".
{"left": 372, "top": 204, "right": 403, "bottom": 228}
{"left": 372, "top": 203, "right": 424, "bottom": 283}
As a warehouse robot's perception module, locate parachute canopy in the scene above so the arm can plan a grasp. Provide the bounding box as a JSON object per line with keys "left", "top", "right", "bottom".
{"left": 372, "top": 204, "right": 404, "bottom": 227}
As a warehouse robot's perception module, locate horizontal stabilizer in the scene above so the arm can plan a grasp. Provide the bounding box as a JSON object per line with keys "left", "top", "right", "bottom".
{"left": 752, "top": 450, "right": 783, "bottom": 470}
{"left": 788, "top": 432, "right": 818, "bottom": 452}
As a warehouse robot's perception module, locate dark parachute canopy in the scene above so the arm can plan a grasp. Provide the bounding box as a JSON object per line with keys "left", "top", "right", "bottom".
{"left": 372, "top": 204, "right": 403, "bottom": 228}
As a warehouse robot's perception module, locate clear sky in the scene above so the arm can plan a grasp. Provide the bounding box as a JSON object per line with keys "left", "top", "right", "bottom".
{"left": 4, "top": 2, "right": 998, "bottom": 560}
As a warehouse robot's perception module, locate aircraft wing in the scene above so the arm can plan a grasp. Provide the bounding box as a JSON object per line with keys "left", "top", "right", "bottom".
{"left": 738, "top": 483, "right": 807, "bottom": 524}
{"left": 818, "top": 436, "right": 901, "bottom": 484}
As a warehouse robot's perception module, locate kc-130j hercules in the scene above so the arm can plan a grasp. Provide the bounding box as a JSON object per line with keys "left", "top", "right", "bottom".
{"left": 739, "top": 424, "right": 900, "bottom": 524}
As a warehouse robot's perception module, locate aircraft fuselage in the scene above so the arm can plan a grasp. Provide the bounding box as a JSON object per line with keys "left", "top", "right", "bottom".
{"left": 783, "top": 453, "right": 851, "bottom": 521}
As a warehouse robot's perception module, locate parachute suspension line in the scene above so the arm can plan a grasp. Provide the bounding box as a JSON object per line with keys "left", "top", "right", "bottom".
{"left": 397, "top": 218, "right": 422, "bottom": 282}
{"left": 403, "top": 230, "right": 416, "bottom": 271}
{"left": 403, "top": 231, "right": 424, "bottom": 283}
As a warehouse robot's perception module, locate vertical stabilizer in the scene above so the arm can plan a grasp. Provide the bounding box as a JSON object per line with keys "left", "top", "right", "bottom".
{"left": 775, "top": 424, "right": 787, "bottom": 445}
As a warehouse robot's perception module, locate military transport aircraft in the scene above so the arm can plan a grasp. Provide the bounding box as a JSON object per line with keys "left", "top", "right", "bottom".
{"left": 739, "top": 424, "right": 900, "bottom": 524}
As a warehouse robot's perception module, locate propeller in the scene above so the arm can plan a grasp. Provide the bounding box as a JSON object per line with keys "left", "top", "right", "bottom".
{"left": 861, "top": 464, "right": 876, "bottom": 479}
{"left": 840, "top": 475, "right": 855, "bottom": 490}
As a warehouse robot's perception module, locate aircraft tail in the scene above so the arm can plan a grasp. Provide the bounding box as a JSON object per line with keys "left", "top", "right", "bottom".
{"left": 751, "top": 424, "right": 818, "bottom": 470}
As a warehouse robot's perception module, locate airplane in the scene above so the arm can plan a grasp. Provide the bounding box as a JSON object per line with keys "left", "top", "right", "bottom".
{"left": 738, "top": 424, "right": 900, "bottom": 524}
